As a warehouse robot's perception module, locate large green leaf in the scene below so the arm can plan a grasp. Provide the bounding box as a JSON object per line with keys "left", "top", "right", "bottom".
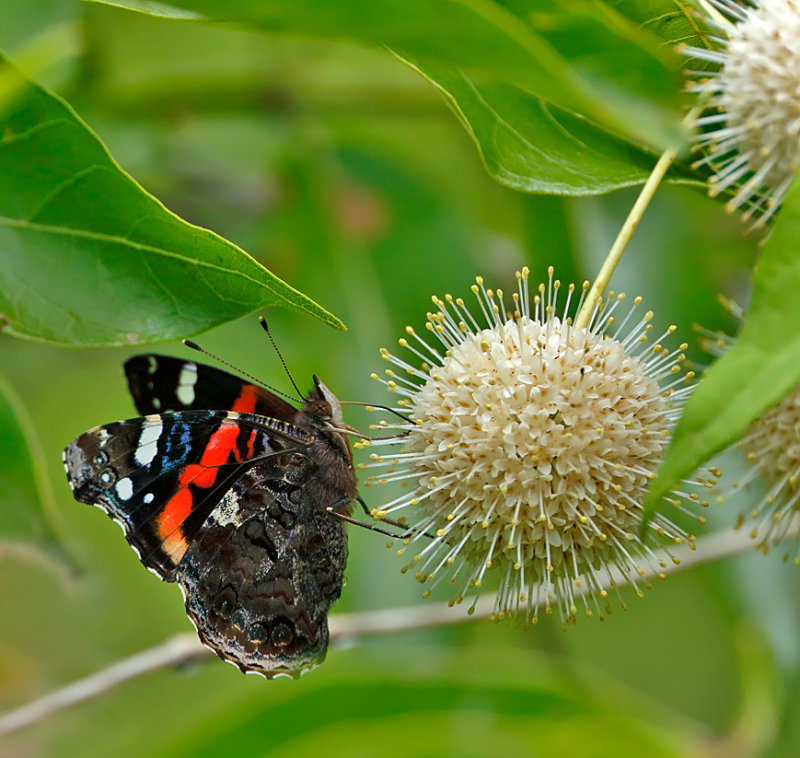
{"left": 399, "top": 1, "right": 704, "bottom": 195}
{"left": 0, "top": 52, "right": 343, "bottom": 347}
{"left": 0, "top": 372, "right": 60, "bottom": 548}
{"left": 407, "top": 59, "right": 699, "bottom": 195}
{"left": 88, "top": 0, "right": 686, "bottom": 155}
{"left": 643, "top": 179, "right": 800, "bottom": 523}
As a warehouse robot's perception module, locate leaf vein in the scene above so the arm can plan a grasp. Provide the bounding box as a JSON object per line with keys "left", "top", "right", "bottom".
{"left": 0, "top": 215, "right": 289, "bottom": 302}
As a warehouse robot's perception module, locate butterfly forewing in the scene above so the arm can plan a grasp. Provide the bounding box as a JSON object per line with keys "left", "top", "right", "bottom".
{"left": 63, "top": 410, "right": 313, "bottom": 578}
{"left": 125, "top": 355, "right": 298, "bottom": 420}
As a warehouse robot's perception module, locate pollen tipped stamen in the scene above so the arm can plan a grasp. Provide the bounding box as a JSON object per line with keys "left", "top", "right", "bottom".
{"left": 618, "top": 315, "right": 653, "bottom": 351}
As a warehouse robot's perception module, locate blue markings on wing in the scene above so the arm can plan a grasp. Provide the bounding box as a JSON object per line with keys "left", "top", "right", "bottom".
{"left": 158, "top": 416, "right": 194, "bottom": 472}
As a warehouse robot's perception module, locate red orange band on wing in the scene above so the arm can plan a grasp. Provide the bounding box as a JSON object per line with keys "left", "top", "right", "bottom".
{"left": 155, "top": 385, "right": 260, "bottom": 564}
{"left": 230, "top": 384, "right": 258, "bottom": 415}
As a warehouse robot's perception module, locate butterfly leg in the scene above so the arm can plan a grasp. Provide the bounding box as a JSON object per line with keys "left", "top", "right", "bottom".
{"left": 326, "top": 495, "right": 434, "bottom": 540}
{"left": 326, "top": 507, "right": 412, "bottom": 539}
{"left": 352, "top": 494, "right": 410, "bottom": 532}
{"left": 355, "top": 495, "right": 436, "bottom": 539}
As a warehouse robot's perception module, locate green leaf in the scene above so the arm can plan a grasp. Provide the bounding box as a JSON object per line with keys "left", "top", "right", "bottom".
{"left": 83, "top": 0, "right": 204, "bottom": 19}
{"left": 642, "top": 179, "right": 800, "bottom": 523}
{"left": 0, "top": 52, "right": 343, "bottom": 347}
{"left": 611, "top": 0, "right": 707, "bottom": 46}
{"left": 0, "top": 372, "right": 60, "bottom": 548}
{"left": 88, "top": 0, "right": 686, "bottom": 154}
{"left": 406, "top": 59, "right": 699, "bottom": 195}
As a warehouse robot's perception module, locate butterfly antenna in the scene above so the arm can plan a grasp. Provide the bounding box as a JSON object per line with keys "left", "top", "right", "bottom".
{"left": 259, "top": 317, "right": 303, "bottom": 398}
{"left": 182, "top": 339, "right": 300, "bottom": 403}
{"left": 339, "top": 400, "right": 411, "bottom": 424}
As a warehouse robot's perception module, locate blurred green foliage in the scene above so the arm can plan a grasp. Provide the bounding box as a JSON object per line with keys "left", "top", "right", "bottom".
{"left": 1, "top": 2, "right": 799, "bottom": 757}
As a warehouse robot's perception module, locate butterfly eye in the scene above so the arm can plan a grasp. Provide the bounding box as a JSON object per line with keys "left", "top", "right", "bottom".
{"left": 307, "top": 399, "right": 333, "bottom": 420}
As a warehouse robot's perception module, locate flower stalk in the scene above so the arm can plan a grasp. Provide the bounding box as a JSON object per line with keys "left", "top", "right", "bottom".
{"left": 575, "top": 104, "right": 705, "bottom": 329}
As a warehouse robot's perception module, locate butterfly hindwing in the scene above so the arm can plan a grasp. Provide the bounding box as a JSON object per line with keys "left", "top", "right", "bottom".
{"left": 124, "top": 355, "right": 298, "bottom": 420}
{"left": 63, "top": 410, "right": 314, "bottom": 579}
{"left": 177, "top": 465, "right": 349, "bottom": 677}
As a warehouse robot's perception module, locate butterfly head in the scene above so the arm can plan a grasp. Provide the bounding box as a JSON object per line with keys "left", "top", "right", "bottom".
{"left": 304, "top": 375, "right": 344, "bottom": 427}
{"left": 302, "top": 375, "right": 362, "bottom": 466}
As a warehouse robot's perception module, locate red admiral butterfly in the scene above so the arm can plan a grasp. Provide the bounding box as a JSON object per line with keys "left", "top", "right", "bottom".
{"left": 62, "top": 346, "right": 358, "bottom": 679}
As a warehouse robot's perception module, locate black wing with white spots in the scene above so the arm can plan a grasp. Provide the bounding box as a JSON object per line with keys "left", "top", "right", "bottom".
{"left": 125, "top": 354, "right": 298, "bottom": 420}
{"left": 63, "top": 410, "right": 311, "bottom": 579}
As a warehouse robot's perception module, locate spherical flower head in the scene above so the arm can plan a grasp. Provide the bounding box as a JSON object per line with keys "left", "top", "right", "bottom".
{"left": 701, "top": 310, "right": 800, "bottom": 560}
{"left": 681, "top": 0, "right": 800, "bottom": 226}
{"left": 737, "top": 389, "right": 800, "bottom": 557}
{"left": 364, "top": 268, "right": 711, "bottom": 625}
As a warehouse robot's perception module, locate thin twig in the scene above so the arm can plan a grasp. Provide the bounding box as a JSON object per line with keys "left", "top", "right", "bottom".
{"left": 331, "top": 520, "right": 800, "bottom": 636}
{"left": 0, "top": 522, "right": 795, "bottom": 738}
{"left": 0, "top": 633, "right": 205, "bottom": 738}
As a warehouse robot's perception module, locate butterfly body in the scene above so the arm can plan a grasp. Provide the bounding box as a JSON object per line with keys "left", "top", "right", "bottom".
{"left": 63, "top": 355, "right": 357, "bottom": 678}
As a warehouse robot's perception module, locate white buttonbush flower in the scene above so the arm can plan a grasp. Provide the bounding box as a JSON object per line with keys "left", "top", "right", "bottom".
{"left": 701, "top": 315, "right": 800, "bottom": 561}
{"left": 362, "top": 269, "right": 712, "bottom": 625}
{"left": 738, "top": 395, "right": 800, "bottom": 558}
{"left": 681, "top": 0, "right": 800, "bottom": 225}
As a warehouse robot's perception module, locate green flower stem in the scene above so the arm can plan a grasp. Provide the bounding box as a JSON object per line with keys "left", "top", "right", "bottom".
{"left": 697, "top": 0, "right": 727, "bottom": 26}
{"left": 574, "top": 106, "right": 703, "bottom": 330}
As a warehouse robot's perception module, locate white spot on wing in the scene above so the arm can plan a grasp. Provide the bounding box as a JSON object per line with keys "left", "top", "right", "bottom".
{"left": 116, "top": 477, "right": 134, "bottom": 500}
{"left": 143, "top": 492, "right": 155, "bottom": 504}
{"left": 211, "top": 490, "right": 244, "bottom": 527}
{"left": 147, "top": 356, "right": 158, "bottom": 374}
{"left": 135, "top": 420, "right": 163, "bottom": 466}
{"left": 176, "top": 362, "right": 198, "bottom": 406}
